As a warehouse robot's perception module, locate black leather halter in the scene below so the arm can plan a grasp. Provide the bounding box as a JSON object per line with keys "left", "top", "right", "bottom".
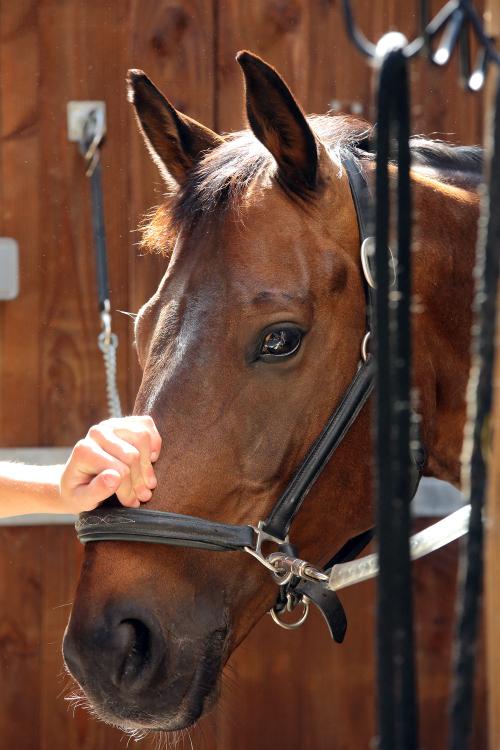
{"left": 76, "top": 157, "right": 425, "bottom": 641}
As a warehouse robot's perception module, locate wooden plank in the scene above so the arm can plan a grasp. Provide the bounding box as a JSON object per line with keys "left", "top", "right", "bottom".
{"left": 0, "top": 527, "right": 42, "bottom": 749}
{"left": 36, "top": 0, "right": 133, "bottom": 444}
{"left": 411, "top": 0, "right": 484, "bottom": 147}
{"left": 127, "top": 0, "right": 216, "bottom": 402}
{"left": 216, "top": 1, "right": 483, "bottom": 142}
{"left": 33, "top": 1, "right": 137, "bottom": 747}
{"left": 0, "top": 0, "right": 41, "bottom": 447}
{"left": 216, "top": 0, "right": 355, "bottom": 131}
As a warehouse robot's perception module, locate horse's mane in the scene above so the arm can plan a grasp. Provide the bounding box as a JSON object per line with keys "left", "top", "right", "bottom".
{"left": 141, "top": 114, "right": 483, "bottom": 255}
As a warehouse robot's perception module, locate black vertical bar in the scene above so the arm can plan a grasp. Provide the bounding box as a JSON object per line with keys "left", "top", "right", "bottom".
{"left": 448, "top": 74, "right": 500, "bottom": 750}
{"left": 374, "top": 49, "right": 418, "bottom": 750}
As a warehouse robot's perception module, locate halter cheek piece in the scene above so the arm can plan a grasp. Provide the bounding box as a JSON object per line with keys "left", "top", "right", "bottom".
{"left": 76, "top": 158, "right": 425, "bottom": 642}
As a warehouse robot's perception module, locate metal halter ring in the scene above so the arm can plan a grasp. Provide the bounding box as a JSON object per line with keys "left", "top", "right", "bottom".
{"left": 270, "top": 596, "right": 310, "bottom": 631}
{"left": 360, "top": 237, "right": 397, "bottom": 289}
{"left": 361, "top": 332, "right": 371, "bottom": 362}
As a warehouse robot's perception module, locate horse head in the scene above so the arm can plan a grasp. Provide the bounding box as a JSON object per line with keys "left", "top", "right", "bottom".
{"left": 63, "top": 51, "right": 476, "bottom": 734}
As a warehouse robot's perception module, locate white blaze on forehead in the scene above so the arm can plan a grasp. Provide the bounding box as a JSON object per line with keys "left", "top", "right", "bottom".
{"left": 140, "top": 296, "right": 216, "bottom": 413}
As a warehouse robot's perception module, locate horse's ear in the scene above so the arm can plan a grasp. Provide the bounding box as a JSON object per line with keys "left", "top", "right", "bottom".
{"left": 236, "top": 51, "right": 319, "bottom": 193}
{"left": 127, "top": 69, "right": 223, "bottom": 185}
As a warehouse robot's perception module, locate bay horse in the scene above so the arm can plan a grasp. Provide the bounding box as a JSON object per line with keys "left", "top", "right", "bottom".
{"left": 63, "top": 51, "right": 480, "bottom": 734}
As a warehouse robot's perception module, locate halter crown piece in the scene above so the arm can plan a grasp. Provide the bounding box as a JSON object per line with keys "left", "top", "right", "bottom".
{"left": 76, "top": 158, "right": 429, "bottom": 642}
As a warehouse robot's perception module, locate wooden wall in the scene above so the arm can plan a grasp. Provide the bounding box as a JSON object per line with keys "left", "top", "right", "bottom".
{"left": 0, "top": 1, "right": 486, "bottom": 748}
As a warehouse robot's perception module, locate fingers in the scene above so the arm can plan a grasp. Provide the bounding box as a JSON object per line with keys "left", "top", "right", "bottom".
{"left": 60, "top": 441, "right": 134, "bottom": 513}
{"left": 60, "top": 415, "right": 162, "bottom": 514}
{"left": 87, "top": 416, "right": 161, "bottom": 503}
{"left": 87, "top": 427, "right": 151, "bottom": 501}
{"left": 74, "top": 469, "right": 122, "bottom": 511}
{"left": 102, "top": 416, "right": 162, "bottom": 461}
{"left": 70, "top": 439, "right": 131, "bottom": 483}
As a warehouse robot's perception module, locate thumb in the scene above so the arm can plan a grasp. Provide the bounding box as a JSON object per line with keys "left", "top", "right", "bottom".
{"left": 78, "top": 469, "right": 122, "bottom": 509}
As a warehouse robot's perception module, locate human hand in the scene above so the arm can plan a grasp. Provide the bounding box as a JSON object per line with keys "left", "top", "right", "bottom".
{"left": 59, "top": 416, "right": 162, "bottom": 513}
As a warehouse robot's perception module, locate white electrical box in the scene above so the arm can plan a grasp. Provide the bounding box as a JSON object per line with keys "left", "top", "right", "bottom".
{"left": 0, "top": 237, "right": 19, "bottom": 300}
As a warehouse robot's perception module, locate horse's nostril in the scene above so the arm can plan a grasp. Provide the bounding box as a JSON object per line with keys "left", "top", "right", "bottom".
{"left": 114, "top": 619, "right": 152, "bottom": 687}
{"left": 64, "top": 608, "right": 165, "bottom": 695}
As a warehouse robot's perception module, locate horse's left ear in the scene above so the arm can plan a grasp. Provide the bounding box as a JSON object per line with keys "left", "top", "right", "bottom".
{"left": 236, "top": 51, "right": 319, "bottom": 193}
{"left": 127, "top": 69, "right": 223, "bottom": 185}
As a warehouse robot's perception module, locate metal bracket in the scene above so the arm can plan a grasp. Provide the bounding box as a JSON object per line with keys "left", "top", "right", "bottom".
{"left": 244, "top": 521, "right": 291, "bottom": 581}
{"left": 67, "top": 101, "right": 106, "bottom": 143}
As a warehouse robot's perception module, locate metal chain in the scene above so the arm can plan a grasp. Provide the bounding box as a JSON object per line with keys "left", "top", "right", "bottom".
{"left": 98, "top": 329, "right": 122, "bottom": 419}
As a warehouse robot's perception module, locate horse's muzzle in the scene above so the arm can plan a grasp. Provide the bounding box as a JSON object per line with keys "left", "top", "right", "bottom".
{"left": 63, "top": 598, "right": 227, "bottom": 731}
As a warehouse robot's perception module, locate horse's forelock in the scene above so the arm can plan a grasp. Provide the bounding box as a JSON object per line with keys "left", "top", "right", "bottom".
{"left": 139, "top": 114, "right": 369, "bottom": 255}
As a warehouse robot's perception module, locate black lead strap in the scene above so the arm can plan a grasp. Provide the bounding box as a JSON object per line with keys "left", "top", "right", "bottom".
{"left": 373, "top": 47, "right": 418, "bottom": 750}
{"left": 88, "top": 159, "right": 110, "bottom": 312}
{"left": 79, "top": 110, "right": 110, "bottom": 312}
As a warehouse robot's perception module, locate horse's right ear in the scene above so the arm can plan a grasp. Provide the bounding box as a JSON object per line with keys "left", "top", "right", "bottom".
{"left": 127, "top": 70, "right": 222, "bottom": 185}
{"left": 236, "top": 51, "right": 319, "bottom": 194}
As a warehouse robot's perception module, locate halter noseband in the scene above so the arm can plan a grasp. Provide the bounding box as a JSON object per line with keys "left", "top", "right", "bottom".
{"left": 76, "top": 157, "right": 425, "bottom": 642}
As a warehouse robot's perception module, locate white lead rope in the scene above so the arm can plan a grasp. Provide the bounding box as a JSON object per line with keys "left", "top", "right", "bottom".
{"left": 327, "top": 504, "right": 471, "bottom": 592}
{"left": 97, "top": 301, "right": 122, "bottom": 419}
{"left": 98, "top": 331, "right": 122, "bottom": 419}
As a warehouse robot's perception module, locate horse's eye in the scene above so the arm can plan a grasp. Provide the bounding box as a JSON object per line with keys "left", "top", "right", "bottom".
{"left": 259, "top": 326, "right": 303, "bottom": 361}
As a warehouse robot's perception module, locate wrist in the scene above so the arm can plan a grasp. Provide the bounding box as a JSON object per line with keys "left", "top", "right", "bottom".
{"left": 32, "top": 465, "right": 65, "bottom": 513}
{"left": 0, "top": 463, "right": 66, "bottom": 517}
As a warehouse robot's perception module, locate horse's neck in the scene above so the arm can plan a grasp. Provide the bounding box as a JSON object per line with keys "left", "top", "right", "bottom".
{"left": 411, "top": 171, "right": 479, "bottom": 486}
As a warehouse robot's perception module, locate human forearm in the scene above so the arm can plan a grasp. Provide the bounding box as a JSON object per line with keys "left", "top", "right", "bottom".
{"left": 0, "top": 462, "right": 65, "bottom": 517}
{"left": 0, "top": 416, "right": 162, "bottom": 518}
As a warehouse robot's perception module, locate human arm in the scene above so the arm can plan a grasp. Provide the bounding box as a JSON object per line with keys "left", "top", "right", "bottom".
{"left": 0, "top": 416, "right": 162, "bottom": 518}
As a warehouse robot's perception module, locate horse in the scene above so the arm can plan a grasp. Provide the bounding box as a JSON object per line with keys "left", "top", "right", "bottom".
{"left": 62, "top": 50, "right": 480, "bottom": 734}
